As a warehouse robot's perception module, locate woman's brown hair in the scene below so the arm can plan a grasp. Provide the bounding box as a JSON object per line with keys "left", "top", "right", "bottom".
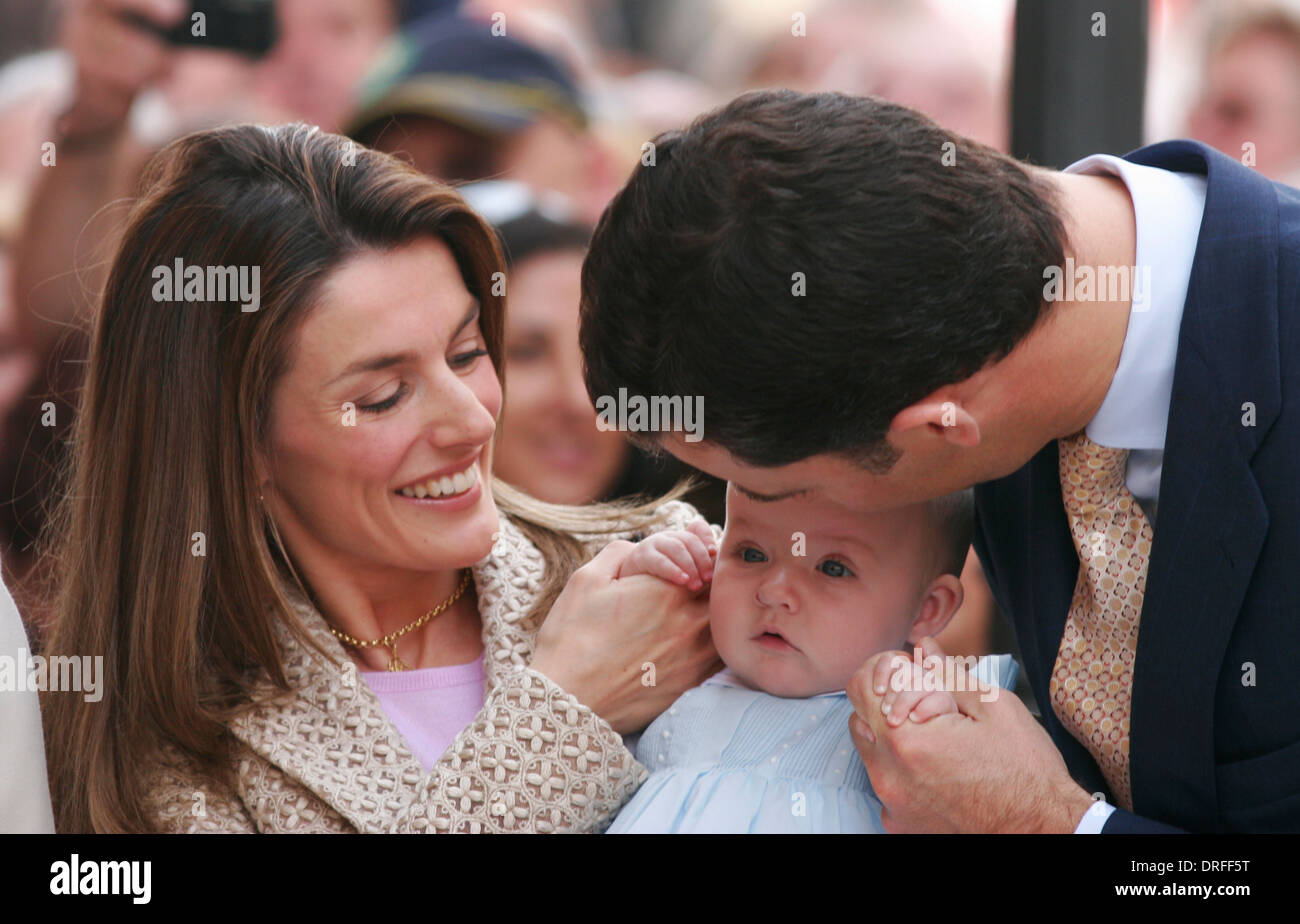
{"left": 40, "top": 123, "right": 680, "bottom": 833}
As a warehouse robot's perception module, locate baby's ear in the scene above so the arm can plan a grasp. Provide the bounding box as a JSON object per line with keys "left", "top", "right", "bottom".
{"left": 905, "top": 574, "right": 965, "bottom": 645}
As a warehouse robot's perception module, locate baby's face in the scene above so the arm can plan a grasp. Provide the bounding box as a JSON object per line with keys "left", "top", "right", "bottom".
{"left": 708, "top": 485, "right": 935, "bottom": 698}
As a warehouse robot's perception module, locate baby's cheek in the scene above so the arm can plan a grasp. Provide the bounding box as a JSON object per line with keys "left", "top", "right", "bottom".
{"left": 704, "top": 594, "right": 734, "bottom": 645}
{"left": 820, "top": 609, "right": 894, "bottom": 689}
{"left": 705, "top": 583, "right": 747, "bottom": 658}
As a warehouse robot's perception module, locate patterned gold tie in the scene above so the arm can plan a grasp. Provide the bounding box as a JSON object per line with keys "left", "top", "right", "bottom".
{"left": 1051, "top": 430, "right": 1154, "bottom": 811}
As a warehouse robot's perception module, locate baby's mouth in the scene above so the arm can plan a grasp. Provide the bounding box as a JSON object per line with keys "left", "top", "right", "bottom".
{"left": 754, "top": 629, "right": 797, "bottom": 651}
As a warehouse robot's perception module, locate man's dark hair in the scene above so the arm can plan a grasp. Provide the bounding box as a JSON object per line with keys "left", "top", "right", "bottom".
{"left": 580, "top": 89, "right": 1068, "bottom": 470}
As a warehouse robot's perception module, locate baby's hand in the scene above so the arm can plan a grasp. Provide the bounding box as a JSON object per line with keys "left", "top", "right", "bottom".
{"left": 616, "top": 520, "right": 717, "bottom": 591}
{"left": 880, "top": 657, "right": 961, "bottom": 727}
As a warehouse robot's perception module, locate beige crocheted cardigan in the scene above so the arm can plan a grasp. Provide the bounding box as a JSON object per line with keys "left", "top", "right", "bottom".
{"left": 144, "top": 500, "right": 700, "bottom": 833}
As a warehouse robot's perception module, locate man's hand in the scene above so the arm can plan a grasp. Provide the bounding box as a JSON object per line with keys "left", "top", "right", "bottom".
{"left": 846, "top": 636, "right": 1096, "bottom": 833}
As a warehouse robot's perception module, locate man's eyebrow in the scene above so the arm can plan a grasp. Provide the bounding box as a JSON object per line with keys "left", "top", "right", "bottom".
{"left": 733, "top": 484, "right": 812, "bottom": 503}
{"left": 328, "top": 299, "right": 480, "bottom": 386}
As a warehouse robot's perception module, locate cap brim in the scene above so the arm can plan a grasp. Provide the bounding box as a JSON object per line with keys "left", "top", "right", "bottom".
{"left": 347, "top": 75, "right": 586, "bottom": 139}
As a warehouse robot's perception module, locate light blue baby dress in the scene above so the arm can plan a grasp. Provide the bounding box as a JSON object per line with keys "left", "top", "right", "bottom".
{"left": 607, "top": 653, "right": 1019, "bottom": 834}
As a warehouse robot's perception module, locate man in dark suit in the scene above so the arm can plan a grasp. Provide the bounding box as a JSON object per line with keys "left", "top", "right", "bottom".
{"left": 578, "top": 89, "right": 1300, "bottom": 832}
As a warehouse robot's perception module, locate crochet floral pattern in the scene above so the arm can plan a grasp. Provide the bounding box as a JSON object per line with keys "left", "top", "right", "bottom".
{"left": 145, "top": 501, "right": 702, "bottom": 833}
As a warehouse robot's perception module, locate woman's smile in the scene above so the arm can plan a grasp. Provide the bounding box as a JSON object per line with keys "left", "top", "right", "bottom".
{"left": 396, "top": 455, "right": 481, "bottom": 499}
{"left": 393, "top": 455, "right": 488, "bottom": 513}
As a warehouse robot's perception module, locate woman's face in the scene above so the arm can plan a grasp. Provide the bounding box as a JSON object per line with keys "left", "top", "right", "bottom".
{"left": 264, "top": 237, "right": 501, "bottom": 578}
{"left": 492, "top": 249, "right": 629, "bottom": 505}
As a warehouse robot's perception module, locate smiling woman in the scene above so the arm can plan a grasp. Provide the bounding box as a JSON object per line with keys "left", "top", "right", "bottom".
{"left": 38, "top": 123, "right": 720, "bottom": 833}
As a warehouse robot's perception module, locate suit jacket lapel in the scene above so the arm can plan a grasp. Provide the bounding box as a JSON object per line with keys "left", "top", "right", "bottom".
{"left": 1122, "top": 141, "right": 1280, "bottom": 828}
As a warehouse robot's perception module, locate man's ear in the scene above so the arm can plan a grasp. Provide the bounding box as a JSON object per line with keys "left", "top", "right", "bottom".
{"left": 905, "top": 573, "right": 965, "bottom": 645}
{"left": 889, "top": 398, "right": 981, "bottom": 448}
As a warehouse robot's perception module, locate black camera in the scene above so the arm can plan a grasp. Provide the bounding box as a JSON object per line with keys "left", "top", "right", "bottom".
{"left": 126, "top": 0, "right": 277, "bottom": 58}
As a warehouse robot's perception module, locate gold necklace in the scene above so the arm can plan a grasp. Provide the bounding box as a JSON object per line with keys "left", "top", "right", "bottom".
{"left": 329, "top": 570, "right": 472, "bottom": 672}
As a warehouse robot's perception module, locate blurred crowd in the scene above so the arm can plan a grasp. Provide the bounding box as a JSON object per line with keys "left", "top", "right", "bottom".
{"left": 3, "top": 0, "right": 1300, "bottom": 664}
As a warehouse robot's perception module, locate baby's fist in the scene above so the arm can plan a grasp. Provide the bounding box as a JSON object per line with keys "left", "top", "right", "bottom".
{"left": 880, "top": 657, "right": 962, "bottom": 727}
{"left": 616, "top": 520, "right": 717, "bottom": 590}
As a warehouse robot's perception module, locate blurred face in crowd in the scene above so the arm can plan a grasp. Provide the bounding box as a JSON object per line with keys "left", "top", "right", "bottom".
{"left": 813, "top": 19, "right": 1004, "bottom": 150}
{"left": 255, "top": 0, "right": 396, "bottom": 130}
{"left": 492, "top": 248, "right": 629, "bottom": 505}
{"left": 501, "top": 118, "right": 618, "bottom": 225}
{"left": 1188, "top": 27, "right": 1300, "bottom": 181}
{"left": 264, "top": 237, "right": 502, "bottom": 581}
{"left": 749, "top": 0, "right": 1007, "bottom": 151}
{"left": 370, "top": 116, "right": 617, "bottom": 226}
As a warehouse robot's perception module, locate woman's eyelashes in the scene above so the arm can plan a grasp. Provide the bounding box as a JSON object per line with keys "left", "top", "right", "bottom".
{"left": 358, "top": 382, "right": 407, "bottom": 414}
{"left": 450, "top": 347, "right": 489, "bottom": 369}
{"left": 354, "top": 346, "right": 489, "bottom": 413}
{"left": 451, "top": 324, "right": 490, "bottom": 369}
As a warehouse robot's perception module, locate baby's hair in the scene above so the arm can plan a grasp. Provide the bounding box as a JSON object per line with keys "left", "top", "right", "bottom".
{"left": 927, "top": 488, "right": 975, "bottom": 579}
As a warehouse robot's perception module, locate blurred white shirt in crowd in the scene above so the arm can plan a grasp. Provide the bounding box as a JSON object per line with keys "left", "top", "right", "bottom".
{"left": 0, "top": 551, "right": 55, "bottom": 833}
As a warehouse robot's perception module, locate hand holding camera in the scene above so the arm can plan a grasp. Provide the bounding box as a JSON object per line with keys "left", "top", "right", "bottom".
{"left": 57, "top": 0, "right": 275, "bottom": 144}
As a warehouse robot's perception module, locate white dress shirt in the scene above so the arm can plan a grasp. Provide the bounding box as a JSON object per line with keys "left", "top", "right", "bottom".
{"left": 0, "top": 553, "right": 56, "bottom": 832}
{"left": 1058, "top": 153, "right": 1207, "bottom": 832}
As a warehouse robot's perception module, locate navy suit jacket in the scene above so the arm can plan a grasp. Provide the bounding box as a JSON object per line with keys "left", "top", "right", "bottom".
{"left": 973, "top": 140, "right": 1300, "bottom": 833}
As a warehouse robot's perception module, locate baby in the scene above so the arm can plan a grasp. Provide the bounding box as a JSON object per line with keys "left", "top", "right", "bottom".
{"left": 606, "top": 484, "right": 1018, "bottom": 834}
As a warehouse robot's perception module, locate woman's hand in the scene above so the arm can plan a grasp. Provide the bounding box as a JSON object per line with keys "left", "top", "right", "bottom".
{"left": 530, "top": 540, "right": 723, "bottom": 735}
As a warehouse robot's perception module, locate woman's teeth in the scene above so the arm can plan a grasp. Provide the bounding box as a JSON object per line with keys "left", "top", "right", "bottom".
{"left": 398, "top": 462, "right": 479, "bottom": 499}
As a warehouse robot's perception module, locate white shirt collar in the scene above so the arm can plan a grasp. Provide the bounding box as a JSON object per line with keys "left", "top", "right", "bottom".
{"left": 1061, "top": 153, "right": 1207, "bottom": 451}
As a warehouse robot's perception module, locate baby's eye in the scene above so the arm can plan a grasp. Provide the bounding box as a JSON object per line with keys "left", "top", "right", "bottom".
{"left": 818, "top": 559, "right": 853, "bottom": 578}
{"left": 739, "top": 546, "right": 767, "bottom": 564}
